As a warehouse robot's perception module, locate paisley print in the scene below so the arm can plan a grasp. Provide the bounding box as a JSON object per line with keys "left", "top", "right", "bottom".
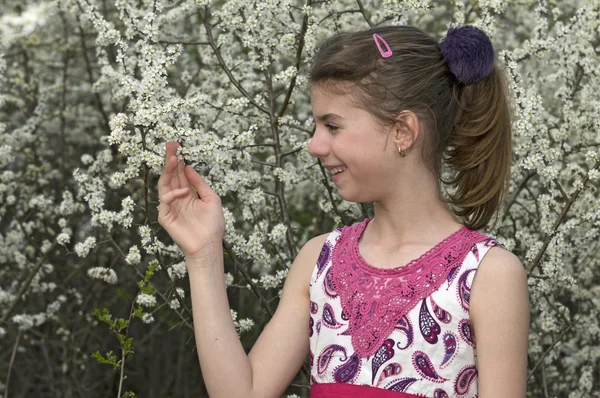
{"left": 430, "top": 295, "right": 452, "bottom": 324}
{"left": 317, "top": 344, "right": 347, "bottom": 375}
{"left": 308, "top": 219, "right": 500, "bottom": 395}
{"left": 394, "top": 315, "right": 414, "bottom": 350}
{"left": 334, "top": 353, "right": 361, "bottom": 383}
{"left": 316, "top": 242, "right": 331, "bottom": 277}
{"left": 447, "top": 265, "right": 460, "bottom": 286}
{"left": 458, "top": 319, "right": 475, "bottom": 347}
{"left": 322, "top": 303, "right": 341, "bottom": 329}
{"left": 419, "top": 299, "right": 441, "bottom": 344}
{"left": 324, "top": 266, "right": 337, "bottom": 298}
{"left": 440, "top": 332, "right": 458, "bottom": 368}
{"left": 457, "top": 269, "right": 476, "bottom": 312}
{"left": 384, "top": 377, "right": 418, "bottom": 392}
{"left": 412, "top": 351, "right": 449, "bottom": 383}
{"left": 310, "top": 300, "right": 318, "bottom": 314}
{"left": 377, "top": 362, "right": 402, "bottom": 386}
{"left": 470, "top": 244, "right": 480, "bottom": 262}
{"left": 454, "top": 365, "right": 478, "bottom": 395}
{"left": 433, "top": 388, "right": 450, "bottom": 398}
{"left": 371, "top": 339, "right": 395, "bottom": 383}
{"left": 341, "top": 306, "right": 350, "bottom": 321}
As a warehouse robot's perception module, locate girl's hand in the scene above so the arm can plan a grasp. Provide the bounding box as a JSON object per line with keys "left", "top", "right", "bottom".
{"left": 157, "top": 142, "right": 225, "bottom": 261}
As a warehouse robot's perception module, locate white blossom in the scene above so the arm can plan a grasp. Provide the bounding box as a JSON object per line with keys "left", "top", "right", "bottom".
{"left": 87, "top": 267, "right": 118, "bottom": 284}
{"left": 136, "top": 293, "right": 157, "bottom": 308}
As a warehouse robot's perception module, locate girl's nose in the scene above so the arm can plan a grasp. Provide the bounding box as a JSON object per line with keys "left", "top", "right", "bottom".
{"left": 307, "top": 126, "right": 329, "bottom": 159}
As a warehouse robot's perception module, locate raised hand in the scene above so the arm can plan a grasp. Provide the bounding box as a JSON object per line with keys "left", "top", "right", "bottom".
{"left": 157, "top": 142, "right": 225, "bottom": 263}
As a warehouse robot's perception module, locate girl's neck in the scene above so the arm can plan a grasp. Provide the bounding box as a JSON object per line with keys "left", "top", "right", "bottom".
{"left": 365, "top": 201, "right": 463, "bottom": 255}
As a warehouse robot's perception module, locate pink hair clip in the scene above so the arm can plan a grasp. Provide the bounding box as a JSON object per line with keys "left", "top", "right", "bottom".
{"left": 373, "top": 33, "right": 392, "bottom": 58}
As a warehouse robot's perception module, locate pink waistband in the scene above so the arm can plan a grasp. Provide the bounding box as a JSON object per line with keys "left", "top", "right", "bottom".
{"left": 310, "top": 383, "right": 422, "bottom": 398}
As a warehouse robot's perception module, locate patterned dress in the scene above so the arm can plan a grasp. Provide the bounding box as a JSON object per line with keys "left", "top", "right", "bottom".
{"left": 308, "top": 217, "right": 503, "bottom": 398}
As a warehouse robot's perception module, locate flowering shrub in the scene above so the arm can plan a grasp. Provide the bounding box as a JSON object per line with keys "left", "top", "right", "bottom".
{"left": 0, "top": 0, "right": 598, "bottom": 396}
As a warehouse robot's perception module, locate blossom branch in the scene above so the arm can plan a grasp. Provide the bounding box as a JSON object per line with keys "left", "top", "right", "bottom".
{"left": 355, "top": 0, "right": 374, "bottom": 27}
{"left": 107, "top": 235, "right": 193, "bottom": 330}
{"left": 201, "top": 13, "right": 270, "bottom": 115}
{"left": 1, "top": 241, "right": 58, "bottom": 325}
{"left": 277, "top": 0, "right": 312, "bottom": 120}
{"left": 527, "top": 316, "right": 580, "bottom": 381}
{"left": 528, "top": 158, "right": 600, "bottom": 276}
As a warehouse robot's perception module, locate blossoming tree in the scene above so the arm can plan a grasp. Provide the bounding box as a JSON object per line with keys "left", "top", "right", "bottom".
{"left": 0, "top": 0, "right": 598, "bottom": 397}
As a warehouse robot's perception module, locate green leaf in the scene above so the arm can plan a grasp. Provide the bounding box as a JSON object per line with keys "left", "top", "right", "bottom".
{"left": 93, "top": 308, "right": 115, "bottom": 328}
{"left": 140, "top": 285, "right": 155, "bottom": 295}
{"left": 133, "top": 306, "right": 144, "bottom": 319}
{"left": 91, "top": 350, "right": 120, "bottom": 369}
{"left": 116, "top": 318, "right": 129, "bottom": 332}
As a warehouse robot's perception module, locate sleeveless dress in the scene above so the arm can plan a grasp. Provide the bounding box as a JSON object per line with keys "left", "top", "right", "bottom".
{"left": 308, "top": 217, "right": 503, "bottom": 398}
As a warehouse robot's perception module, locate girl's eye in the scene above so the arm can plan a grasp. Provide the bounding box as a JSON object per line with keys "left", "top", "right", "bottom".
{"left": 325, "top": 124, "right": 339, "bottom": 132}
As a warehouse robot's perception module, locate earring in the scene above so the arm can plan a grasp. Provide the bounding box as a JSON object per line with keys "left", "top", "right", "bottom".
{"left": 398, "top": 147, "right": 407, "bottom": 157}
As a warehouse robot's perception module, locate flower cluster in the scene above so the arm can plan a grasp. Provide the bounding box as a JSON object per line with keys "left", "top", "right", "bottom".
{"left": 1, "top": 0, "right": 599, "bottom": 396}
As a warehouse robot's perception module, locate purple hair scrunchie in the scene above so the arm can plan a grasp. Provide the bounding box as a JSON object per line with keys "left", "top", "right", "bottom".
{"left": 440, "top": 26, "right": 495, "bottom": 85}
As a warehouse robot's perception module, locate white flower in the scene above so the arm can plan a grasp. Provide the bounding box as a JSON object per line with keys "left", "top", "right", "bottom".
{"left": 56, "top": 233, "right": 70, "bottom": 246}
{"left": 87, "top": 267, "right": 118, "bottom": 284}
{"left": 125, "top": 245, "right": 141, "bottom": 265}
{"left": 167, "top": 261, "right": 187, "bottom": 279}
{"left": 136, "top": 293, "right": 156, "bottom": 307}
{"left": 74, "top": 237, "right": 96, "bottom": 258}
{"left": 141, "top": 313, "right": 154, "bottom": 324}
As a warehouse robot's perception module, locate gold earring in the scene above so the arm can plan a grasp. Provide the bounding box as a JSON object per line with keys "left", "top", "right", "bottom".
{"left": 398, "top": 147, "right": 407, "bottom": 157}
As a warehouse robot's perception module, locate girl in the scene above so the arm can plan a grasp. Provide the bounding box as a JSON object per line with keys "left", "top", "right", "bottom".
{"left": 157, "top": 25, "right": 530, "bottom": 398}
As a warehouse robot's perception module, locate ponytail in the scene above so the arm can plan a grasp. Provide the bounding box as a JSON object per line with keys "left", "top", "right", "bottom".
{"left": 441, "top": 65, "right": 512, "bottom": 231}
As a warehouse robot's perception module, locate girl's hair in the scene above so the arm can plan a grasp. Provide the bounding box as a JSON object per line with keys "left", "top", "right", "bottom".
{"left": 309, "top": 26, "right": 511, "bottom": 231}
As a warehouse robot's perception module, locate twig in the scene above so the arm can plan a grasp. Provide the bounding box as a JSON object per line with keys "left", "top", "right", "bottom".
{"left": 106, "top": 234, "right": 193, "bottom": 330}
{"left": 201, "top": 12, "right": 269, "bottom": 115}
{"left": 355, "top": 0, "right": 374, "bottom": 27}
{"left": 527, "top": 317, "right": 579, "bottom": 381}
{"left": 276, "top": 0, "right": 312, "bottom": 120}
{"left": 528, "top": 159, "right": 600, "bottom": 275}
{"left": 1, "top": 241, "right": 58, "bottom": 324}
{"left": 3, "top": 330, "right": 21, "bottom": 398}
{"left": 116, "top": 299, "right": 137, "bottom": 398}
{"left": 158, "top": 40, "right": 209, "bottom": 45}
{"left": 502, "top": 169, "right": 536, "bottom": 221}
{"left": 221, "top": 241, "right": 273, "bottom": 317}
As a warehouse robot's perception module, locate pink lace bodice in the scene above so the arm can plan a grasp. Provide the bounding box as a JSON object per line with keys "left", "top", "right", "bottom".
{"left": 309, "top": 217, "right": 503, "bottom": 397}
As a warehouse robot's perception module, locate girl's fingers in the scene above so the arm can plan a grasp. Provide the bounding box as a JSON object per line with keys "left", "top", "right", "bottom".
{"left": 158, "top": 154, "right": 179, "bottom": 196}
{"left": 158, "top": 187, "right": 190, "bottom": 219}
{"left": 185, "top": 165, "right": 217, "bottom": 200}
{"left": 176, "top": 154, "right": 188, "bottom": 190}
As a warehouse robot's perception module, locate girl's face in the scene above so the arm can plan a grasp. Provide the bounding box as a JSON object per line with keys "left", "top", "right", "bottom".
{"left": 308, "top": 83, "right": 401, "bottom": 203}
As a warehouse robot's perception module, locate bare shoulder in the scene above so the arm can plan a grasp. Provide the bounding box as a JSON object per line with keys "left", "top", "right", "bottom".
{"left": 475, "top": 245, "right": 527, "bottom": 284}
{"left": 286, "top": 232, "right": 331, "bottom": 297}
{"left": 470, "top": 245, "right": 530, "bottom": 322}
{"left": 469, "top": 246, "right": 530, "bottom": 395}
{"left": 303, "top": 232, "right": 330, "bottom": 255}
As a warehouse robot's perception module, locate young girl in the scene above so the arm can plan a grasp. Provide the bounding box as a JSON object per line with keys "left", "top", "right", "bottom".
{"left": 157, "top": 25, "right": 530, "bottom": 398}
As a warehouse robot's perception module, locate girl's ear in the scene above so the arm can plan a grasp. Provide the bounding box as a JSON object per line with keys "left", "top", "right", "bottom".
{"left": 392, "top": 110, "right": 420, "bottom": 152}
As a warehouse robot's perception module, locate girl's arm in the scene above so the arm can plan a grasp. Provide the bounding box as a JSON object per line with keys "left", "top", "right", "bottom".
{"left": 187, "top": 233, "right": 328, "bottom": 398}
{"left": 158, "top": 142, "right": 324, "bottom": 397}
{"left": 470, "top": 247, "right": 530, "bottom": 397}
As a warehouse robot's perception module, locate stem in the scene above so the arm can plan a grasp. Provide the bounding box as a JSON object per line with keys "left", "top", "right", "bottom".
{"left": 528, "top": 159, "right": 600, "bottom": 276}
{"left": 3, "top": 330, "right": 21, "bottom": 398}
